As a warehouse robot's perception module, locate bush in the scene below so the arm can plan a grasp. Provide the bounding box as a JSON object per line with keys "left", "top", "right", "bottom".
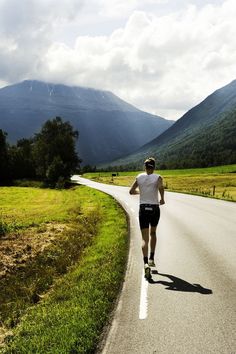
{"left": 0, "top": 219, "right": 8, "bottom": 236}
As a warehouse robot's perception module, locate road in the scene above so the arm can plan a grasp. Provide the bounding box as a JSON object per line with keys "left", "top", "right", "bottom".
{"left": 71, "top": 175, "right": 236, "bottom": 354}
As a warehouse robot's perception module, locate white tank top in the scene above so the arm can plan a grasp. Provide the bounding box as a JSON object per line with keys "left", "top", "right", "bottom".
{"left": 136, "top": 173, "right": 160, "bottom": 205}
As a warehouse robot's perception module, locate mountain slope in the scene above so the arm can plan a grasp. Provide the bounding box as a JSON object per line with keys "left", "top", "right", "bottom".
{"left": 107, "top": 80, "right": 236, "bottom": 169}
{"left": 0, "top": 80, "right": 173, "bottom": 165}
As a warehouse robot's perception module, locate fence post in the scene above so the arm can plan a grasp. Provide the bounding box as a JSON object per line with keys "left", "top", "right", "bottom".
{"left": 213, "top": 185, "right": 215, "bottom": 196}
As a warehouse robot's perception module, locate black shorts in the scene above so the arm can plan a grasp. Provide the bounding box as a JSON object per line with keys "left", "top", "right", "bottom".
{"left": 139, "top": 204, "right": 160, "bottom": 230}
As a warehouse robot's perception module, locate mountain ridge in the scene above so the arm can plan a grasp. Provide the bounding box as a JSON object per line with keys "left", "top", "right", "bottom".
{"left": 105, "top": 80, "right": 236, "bottom": 169}
{"left": 1, "top": 80, "right": 140, "bottom": 112}
{"left": 144, "top": 79, "right": 236, "bottom": 149}
{"left": 0, "top": 80, "right": 174, "bottom": 165}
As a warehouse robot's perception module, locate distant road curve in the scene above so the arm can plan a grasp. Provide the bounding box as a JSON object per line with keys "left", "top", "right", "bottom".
{"left": 71, "top": 175, "right": 236, "bottom": 354}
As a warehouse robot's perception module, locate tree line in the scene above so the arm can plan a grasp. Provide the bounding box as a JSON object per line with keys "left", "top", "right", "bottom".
{"left": 0, "top": 117, "right": 80, "bottom": 188}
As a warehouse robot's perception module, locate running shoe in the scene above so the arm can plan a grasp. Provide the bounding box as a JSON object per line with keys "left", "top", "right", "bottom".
{"left": 148, "top": 259, "right": 156, "bottom": 267}
{"left": 144, "top": 264, "right": 151, "bottom": 280}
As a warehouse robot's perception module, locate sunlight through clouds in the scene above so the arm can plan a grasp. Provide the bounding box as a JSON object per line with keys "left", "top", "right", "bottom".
{"left": 0, "top": 0, "right": 235, "bottom": 119}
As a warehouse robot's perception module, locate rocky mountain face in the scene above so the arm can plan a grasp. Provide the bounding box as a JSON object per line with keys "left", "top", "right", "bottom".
{"left": 0, "top": 80, "right": 173, "bottom": 165}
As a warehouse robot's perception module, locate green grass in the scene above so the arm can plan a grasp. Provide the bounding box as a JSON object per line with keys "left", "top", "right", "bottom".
{"left": 0, "top": 186, "right": 128, "bottom": 353}
{"left": 83, "top": 164, "right": 236, "bottom": 202}
{"left": 0, "top": 186, "right": 92, "bottom": 231}
{"left": 163, "top": 174, "right": 236, "bottom": 200}
{"left": 84, "top": 164, "right": 236, "bottom": 178}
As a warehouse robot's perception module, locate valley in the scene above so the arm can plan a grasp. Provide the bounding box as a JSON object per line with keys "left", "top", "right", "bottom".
{"left": 104, "top": 80, "right": 236, "bottom": 170}
{"left": 83, "top": 164, "right": 236, "bottom": 202}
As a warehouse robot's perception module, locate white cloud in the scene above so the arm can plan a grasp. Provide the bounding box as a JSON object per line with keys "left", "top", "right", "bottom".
{"left": 97, "top": 0, "right": 168, "bottom": 18}
{"left": 0, "top": 0, "right": 85, "bottom": 82}
{"left": 0, "top": 0, "right": 236, "bottom": 119}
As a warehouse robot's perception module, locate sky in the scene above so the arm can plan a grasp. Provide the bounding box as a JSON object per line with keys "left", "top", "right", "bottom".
{"left": 0, "top": 0, "right": 236, "bottom": 120}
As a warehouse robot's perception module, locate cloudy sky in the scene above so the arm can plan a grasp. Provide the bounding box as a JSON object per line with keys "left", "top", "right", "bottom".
{"left": 0, "top": 0, "right": 236, "bottom": 120}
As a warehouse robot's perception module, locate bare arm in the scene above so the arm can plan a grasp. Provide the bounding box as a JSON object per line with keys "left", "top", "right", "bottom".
{"left": 158, "top": 176, "right": 165, "bottom": 205}
{"left": 129, "top": 180, "right": 139, "bottom": 195}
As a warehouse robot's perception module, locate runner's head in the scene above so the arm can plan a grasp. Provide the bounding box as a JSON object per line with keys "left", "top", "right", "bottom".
{"left": 144, "top": 157, "right": 155, "bottom": 173}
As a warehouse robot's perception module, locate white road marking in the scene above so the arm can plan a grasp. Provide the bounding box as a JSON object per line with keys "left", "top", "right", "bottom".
{"left": 139, "top": 269, "right": 148, "bottom": 320}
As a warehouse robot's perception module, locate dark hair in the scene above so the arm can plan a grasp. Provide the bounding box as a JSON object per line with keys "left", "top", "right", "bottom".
{"left": 144, "top": 157, "right": 155, "bottom": 169}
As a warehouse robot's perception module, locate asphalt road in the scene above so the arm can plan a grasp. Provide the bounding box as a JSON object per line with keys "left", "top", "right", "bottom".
{"left": 71, "top": 175, "right": 236, "bottom": 354}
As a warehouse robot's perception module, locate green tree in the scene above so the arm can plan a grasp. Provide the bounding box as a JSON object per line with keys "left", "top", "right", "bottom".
{"left": 0, "top": 129, "right": 9, "bottom": 183}
{"left": 8, "top": 138, "right": 35, "bottom": 179}
{"left": 33, "top": 117, "right": 80, "bottom": 186}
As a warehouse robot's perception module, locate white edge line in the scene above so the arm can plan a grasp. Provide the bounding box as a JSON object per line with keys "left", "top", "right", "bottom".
{"left": 139, "top": 269, "right": 148, "bottom": 320}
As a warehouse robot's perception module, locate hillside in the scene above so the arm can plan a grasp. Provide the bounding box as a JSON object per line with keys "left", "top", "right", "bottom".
{"left": 0, "top": 80, "right": 173, "bottom": 165}
{"left": 106, "top": 80, "right": 236, "bottom": 169}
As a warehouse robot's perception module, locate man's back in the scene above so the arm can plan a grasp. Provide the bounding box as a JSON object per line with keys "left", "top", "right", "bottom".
{"left": 136, "top": 172, "right": 160, "bottom": 205}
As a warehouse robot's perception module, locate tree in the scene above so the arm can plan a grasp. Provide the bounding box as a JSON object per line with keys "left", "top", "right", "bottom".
{"left": 0, "top": 129, "right": 9, "bottom": 183}
{"left": 33, "top": 117, "right": 80, "bottom": 185}
{"left": 8, "top": 138, "right": 35, "bottom": 179}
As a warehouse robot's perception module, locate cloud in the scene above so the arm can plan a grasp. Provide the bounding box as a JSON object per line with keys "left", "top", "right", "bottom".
{"left": 97, "top": 0, "right": 168, "bottom": 18}
{"left": 0, "top": 0, "right": 236, "bottom": 119}
{"left": 0, "top": 0, "right": 85, "bottom": 81}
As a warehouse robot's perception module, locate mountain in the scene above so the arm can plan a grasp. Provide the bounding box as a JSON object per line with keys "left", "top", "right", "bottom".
{"left": 106, "top": 80, "right": 236, "bottom": 169}
{"left": 0, "top": 80, "right": 174, "bottom": 165}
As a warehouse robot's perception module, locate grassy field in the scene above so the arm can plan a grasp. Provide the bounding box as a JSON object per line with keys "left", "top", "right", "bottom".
{"left": 0, "top": 185, "right": 128, "bottom": 353}
{"left": 84, "top": 164, "right": 236, "bottom": 202}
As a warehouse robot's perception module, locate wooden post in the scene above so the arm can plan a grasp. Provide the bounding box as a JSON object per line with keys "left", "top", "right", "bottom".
{"left": 213, "top": 185, "right": 216, "bottom": 196}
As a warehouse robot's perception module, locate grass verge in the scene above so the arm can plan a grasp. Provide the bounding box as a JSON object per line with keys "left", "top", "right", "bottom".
{"left": 1, "top": 186, "right": 128, "bottom": 353}
{"left": 83, "top": 164, "right": 236, "bottom": 202}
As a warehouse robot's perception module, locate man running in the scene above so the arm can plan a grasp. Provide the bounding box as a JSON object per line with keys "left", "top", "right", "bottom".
{"left": 129, "top": 157, "right": 165, "bottom": 280}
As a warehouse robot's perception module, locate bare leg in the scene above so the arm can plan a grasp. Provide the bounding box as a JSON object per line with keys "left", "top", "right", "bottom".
{"left": 141, "top": 228, "right": 149, "bottom": 258}
{"left": 150, "top": 226, "right": 157, "bottom": 254}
